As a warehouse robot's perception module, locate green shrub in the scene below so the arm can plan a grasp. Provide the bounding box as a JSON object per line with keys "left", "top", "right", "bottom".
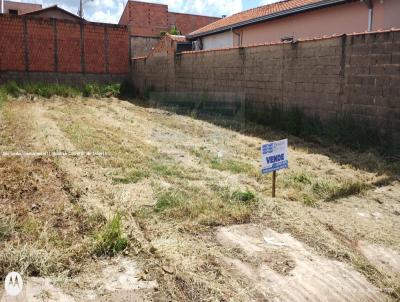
{"left": 101, "top": 84, "right": 121, "bottom": 97}
{"left": 24, "top": 83, "right": 80, "bottom": 98}
{"left": 83, "top": 83, "right": 121, "bottom": 98}
{"left": 0, "top": 82, "right": 122, "bottom": 99}
{"left": 83, "top": 84, "right": 99, "bottom": 97}
{"left": 93, "top": 213, "right": 128, "bottom": 257}
{"left": 3, "top": 81, "right": 22, "bottom": 97}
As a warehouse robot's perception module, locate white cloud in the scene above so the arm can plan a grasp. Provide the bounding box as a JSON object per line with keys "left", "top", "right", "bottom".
{"left": 11, "top": 0, "right": 243, "bottom": 23}
{"left": 126, "top": 0, "right": 242, "bottom": 17}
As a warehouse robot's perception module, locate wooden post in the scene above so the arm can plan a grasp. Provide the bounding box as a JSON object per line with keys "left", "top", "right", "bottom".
{"left": 272, "top": 171, "right": 276, "bottom": 198}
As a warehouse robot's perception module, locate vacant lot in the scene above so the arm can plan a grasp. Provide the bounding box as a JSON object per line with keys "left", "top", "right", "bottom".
{"left": 0, "top": 95, "right": 399, "bottom": 301}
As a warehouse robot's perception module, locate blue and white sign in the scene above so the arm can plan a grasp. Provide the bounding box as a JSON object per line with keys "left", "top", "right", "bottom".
{"left": 261, "top": 139, "right": 288, "bottom": 174}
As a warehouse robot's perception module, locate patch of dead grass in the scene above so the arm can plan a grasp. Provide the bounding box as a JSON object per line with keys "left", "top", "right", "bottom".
{"left": 0, "top": 100, "right": 107, "bottom": 280}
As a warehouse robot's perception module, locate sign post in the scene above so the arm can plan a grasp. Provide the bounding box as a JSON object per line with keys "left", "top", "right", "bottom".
{"left": 261, "top": 139, "right": 288, "bottom": 197}
{"left": 272, "top": 171, "right": 276, "bottom": 197}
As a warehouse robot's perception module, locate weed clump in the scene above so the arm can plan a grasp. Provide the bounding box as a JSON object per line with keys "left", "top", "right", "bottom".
{"left": 327, "top": 181, "right": 368, "bottom": 201}
{"left": 83, "top": 83, "right": 121, "bottom": 98}
{"left": 232, "top": 190, "right": 256, "bottom": 202}
{"left": 155, "top": 191, "right": 186, "bottom": 213}
{"left": 0, "top": 89, "right": 7, "bottom": 107}
{"left": 94, "top": 213, "right": 128, "bottom": 257}
{"left": 0, "top": 245, "right": 61, "bottom": 277}
{"left": 285, "top": 171, "right": 368, "bottom": 205}
{"left": 210, "top": 158, "right": 252, "bottom": 174}
{"left": 0, "top": 81, "right": 123, "bottom": 100}
{"left": 112, "top": 169, "right": 150, "bottom": 184}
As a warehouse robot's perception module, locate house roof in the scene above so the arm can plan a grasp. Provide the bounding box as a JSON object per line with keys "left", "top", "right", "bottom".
{"left": 22, "top": 5, "right": 84, "bottom": 21}
{"left": 188, "top": 0, "right": 349, "bottom": 38}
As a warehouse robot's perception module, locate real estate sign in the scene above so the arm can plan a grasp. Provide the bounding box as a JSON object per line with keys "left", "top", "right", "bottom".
{"left": 261, "top": 139, "right": 288, "bottom": 174}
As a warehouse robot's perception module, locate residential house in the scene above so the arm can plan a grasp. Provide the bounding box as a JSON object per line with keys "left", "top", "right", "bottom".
{"left": 187, "top": 0, "right": 400, "bottom": 50}
{"left": 22, "top": 5, "right": 84, "bottom": 22}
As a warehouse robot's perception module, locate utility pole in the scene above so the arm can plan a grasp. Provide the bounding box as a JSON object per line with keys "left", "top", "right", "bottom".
{"left": 78, "top": 0, "right": 94, "bottom": 19}
{"left": 78, "top": 0, "right": 83, "bottom": 18}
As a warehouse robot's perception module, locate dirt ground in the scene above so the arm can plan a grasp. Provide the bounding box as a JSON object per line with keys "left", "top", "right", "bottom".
{"left": 0, "top": 96, "right": 399, "bottom": 301}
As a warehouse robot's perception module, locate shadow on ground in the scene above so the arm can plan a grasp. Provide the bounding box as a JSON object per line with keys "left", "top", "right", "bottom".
{"left": 127, "top": 98, "right": 400, "bottom": 180}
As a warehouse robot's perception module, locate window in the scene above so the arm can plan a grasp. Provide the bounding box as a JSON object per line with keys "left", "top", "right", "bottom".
{"left": 8, "top": 9, "right": 18, "bottom": 15}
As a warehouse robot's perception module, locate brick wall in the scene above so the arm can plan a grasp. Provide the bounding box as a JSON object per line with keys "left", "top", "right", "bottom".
{"left": 122, "top": 1, "right": 169, "bottom": 37}
{"left": 132, "top": 30, "right": 400, "bottom": 146}
{"left": 0, "top": 16, "right": 25, "bottom": 71}
{"left": 120, "top": 1, "right": 219, "bottom": 37}
{"left": 167, "top": 12, "right": 220, "bottom": 35}
{"left": 0, "top": 15, "right": 129, "bottom": 82}
{"left": 108, "top": 26, "right": 131, "bottom": 74}
{"left": 27, "top": 18, "right": 55, "bottom": 72}
{"left": 57, "top": 21, "right": 81, "bottom": 73}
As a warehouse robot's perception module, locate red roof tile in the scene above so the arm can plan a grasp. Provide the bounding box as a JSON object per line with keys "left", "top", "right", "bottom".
{"left": 189, "top": 0, "right": 344, "bottom": 37}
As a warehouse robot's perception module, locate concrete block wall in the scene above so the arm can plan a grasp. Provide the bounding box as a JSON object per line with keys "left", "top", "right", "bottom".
{"left": 0, "top": 15, "right": 129, "bottom": 84}
{"left": 343, "top": 31, "right": 400, "bottom": 141}
{"left": 130, "top": 36, "right": 159, "bottom": 58}
{"left": 132, "top": 30, "right": 400, "bottom": 145}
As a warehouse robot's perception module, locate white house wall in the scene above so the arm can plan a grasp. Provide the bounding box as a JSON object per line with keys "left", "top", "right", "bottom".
{"left": 201, "top": 31, "right": 233, "bottom": 50}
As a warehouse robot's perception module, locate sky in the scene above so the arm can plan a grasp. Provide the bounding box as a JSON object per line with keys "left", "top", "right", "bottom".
{"left": 11, "top": 0, "right": 280, "bottom": 24}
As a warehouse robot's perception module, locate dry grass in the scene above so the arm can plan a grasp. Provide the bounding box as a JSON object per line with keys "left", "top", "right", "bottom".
{"left": 0, "top": 101, "right": 108, "bottom": 280}
{"left": 1, "top": 96, "right": 399, "bottom": 300}
{"left": 282, "top": 170, "right": 370, "bottom": 205}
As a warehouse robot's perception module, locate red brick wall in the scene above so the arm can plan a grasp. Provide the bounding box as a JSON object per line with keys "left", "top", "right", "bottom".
{"left": 27, "top": 18, "right": 55, "bottom": 72}
{"left": 168, "top": 13, "right": 219, "bottom": 35}
{"left": 122, "top": 1, "right": 168, "bottom": 37}
{"left": 57, "top": 22, "right": 81, "bottom": 73}
{"left": 84, "top": 24, "right": 106, "bottom": 73}
{"left": 0, "top": 15, "right": 129, "bottom": 75}
{"left": 0, "top": 16, "right": 25, "bottom": 71}
{"left": 119, "top": 1, "right": 219, "bottom": 37}
{"left": 108, "top": 27, "right": 130, "bottom": 74}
